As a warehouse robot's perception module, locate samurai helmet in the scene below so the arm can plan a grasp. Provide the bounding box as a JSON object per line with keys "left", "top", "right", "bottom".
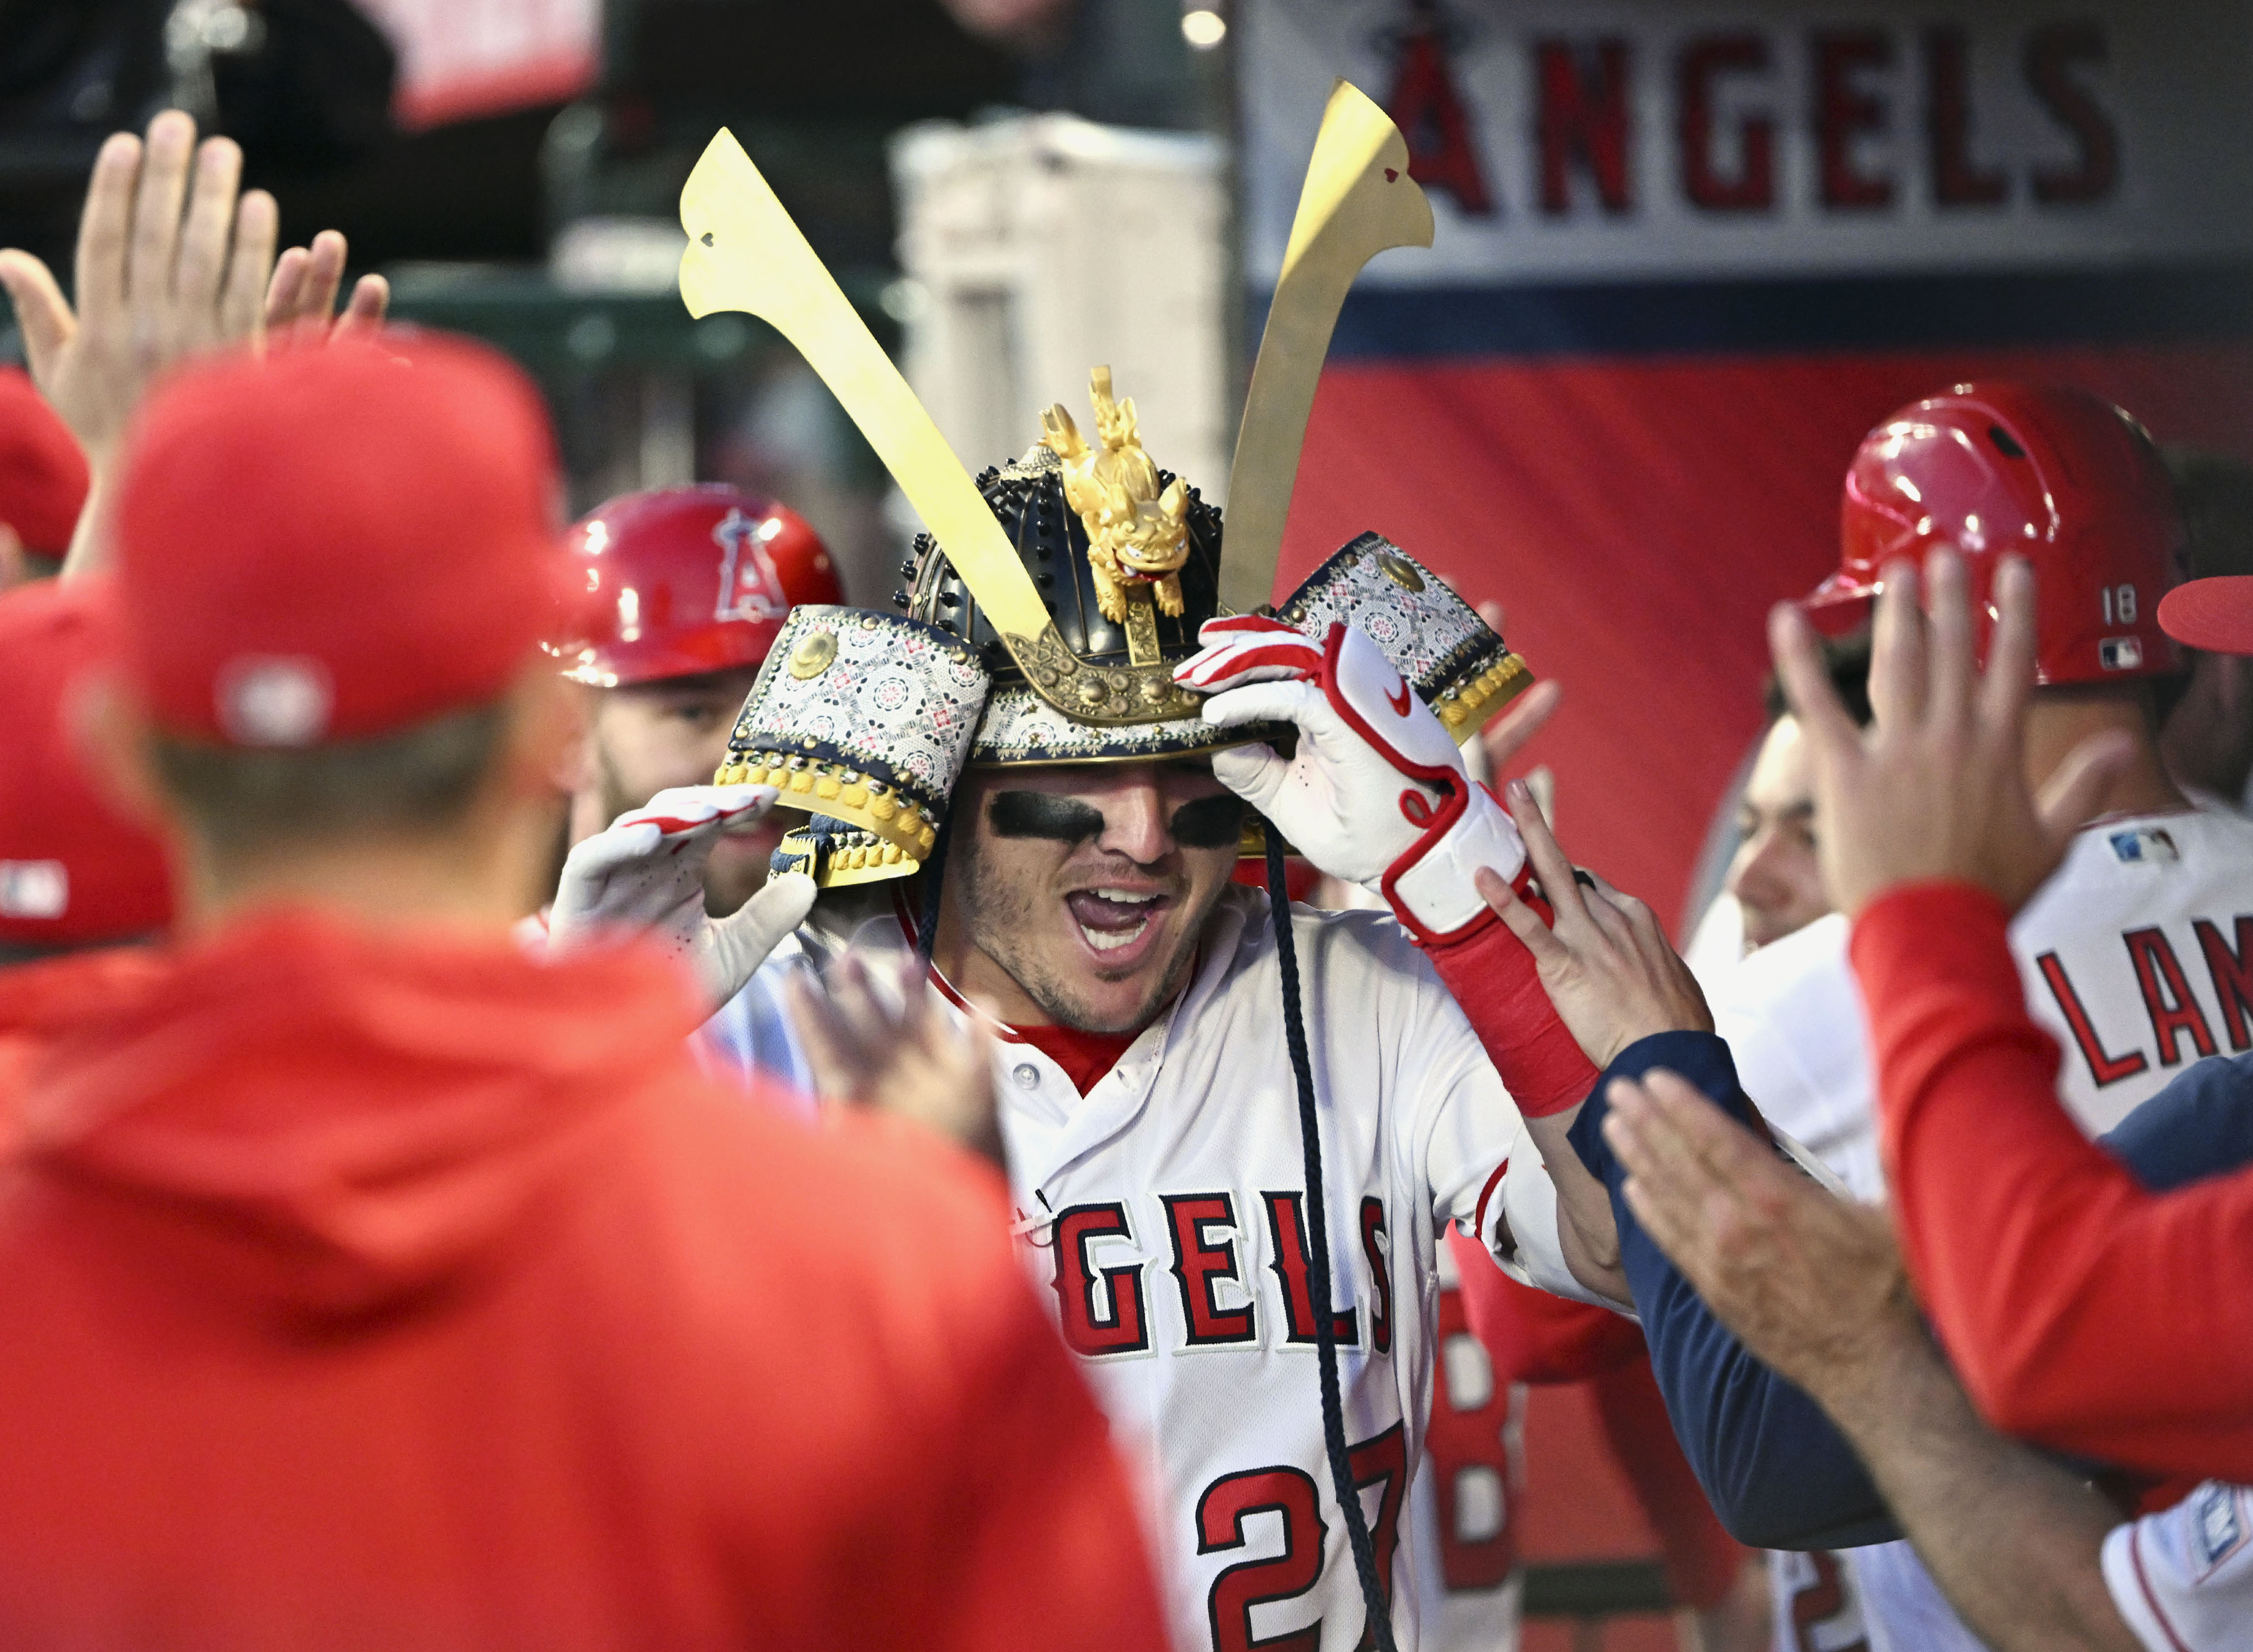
{"left": 906, "top": 369, "right": 1252, "bottom": 767}
{"left": 686, "top": 83, "right": 1531, "bottom": 887}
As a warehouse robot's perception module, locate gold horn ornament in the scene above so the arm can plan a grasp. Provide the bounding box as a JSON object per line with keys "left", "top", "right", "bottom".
{"left": 678, "top": 130, "right": 1195, "bottom": 725}
{"left": 1218, "top": 81, "right": 1435, "bottom": 618}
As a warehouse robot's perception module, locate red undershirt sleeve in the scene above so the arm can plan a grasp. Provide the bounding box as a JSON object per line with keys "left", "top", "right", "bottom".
{"left": 1424, "top": 914, "right": 1598, "bottom": 1119}
{"left": 1453, "top": 1236, "right": 1645, "bottom": 1384}
{"left": 1851, "top": 880, "right": 2253, "bottom": 1482}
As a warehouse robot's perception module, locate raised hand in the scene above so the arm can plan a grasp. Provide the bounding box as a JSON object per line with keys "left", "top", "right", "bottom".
{"left": 0, "top": 113, "right": 277, "bottom": 474}
{"left": 548, "top": 785, "right": 817, "bottom": 1009}
{"left": 1769, "top": 550, "right": 2134, "bottom": 917}
{"left": 1601, "top": 1068, "right": 1918, "bottom": 1391}
{"left": 1474, "top": 779, "right": 1712, "bottom": 1068}
{"left": 264, "top": 229, "right": 389, "bottom": 344}
{"left": 788, "top": 954, "right": 1004, "bottom": 1167}
{"left": 0, "top": 110, "right": 391, "bottom": 578}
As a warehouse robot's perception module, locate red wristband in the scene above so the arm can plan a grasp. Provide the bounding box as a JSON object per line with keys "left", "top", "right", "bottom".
{"left": 1426, "top": 914, "right": 1598, "bottom": 1118}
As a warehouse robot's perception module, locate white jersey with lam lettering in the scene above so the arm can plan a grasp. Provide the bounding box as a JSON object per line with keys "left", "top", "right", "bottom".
{"left": 1701, "top": 800, "right": 2253, "bottom": 1651}
{"left": 1707, "top": 800, "right": 2253, "bottom": 1204}
{"left": 2008, "top": 802, "right": 2253, "bottom": 1133}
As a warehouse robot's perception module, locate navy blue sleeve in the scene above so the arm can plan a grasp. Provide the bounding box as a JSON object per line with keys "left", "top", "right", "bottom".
{"left": 1567, "top": 1031, "right": 1901, "bottom": 1551}
{"left": 2099, "top": 1051, "right": 2253, "bottom": 1192}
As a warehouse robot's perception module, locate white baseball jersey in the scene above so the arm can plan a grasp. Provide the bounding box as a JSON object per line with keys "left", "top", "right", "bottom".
{"left": 777, "top": 882, "right": 1553, "bottom": 1652}
{"left": 1705, "top": 801, "right": 2253, "bottom": 1201}
{"left": 1698, "top": 800, "right": 2253, "bottom": 1651}
{"left": 2103, "top": 1481, "right": 2253, "bottom": 1651}
{"left": 1767, "top": 1548, "right": 1872, "bottom": 1652}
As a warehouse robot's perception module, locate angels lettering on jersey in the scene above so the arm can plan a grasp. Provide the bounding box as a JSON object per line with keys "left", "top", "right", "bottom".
{"left": 1031, "top": 1188, "right": 1392, "bottom": 1362}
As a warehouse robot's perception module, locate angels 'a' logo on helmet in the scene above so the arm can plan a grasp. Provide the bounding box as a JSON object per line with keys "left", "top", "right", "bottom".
{"left": 713, "top": 507, "right": 787, "bottom": 624}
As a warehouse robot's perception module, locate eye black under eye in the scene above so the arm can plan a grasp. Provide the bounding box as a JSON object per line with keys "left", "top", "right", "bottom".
{"left": 1170, "top": 793, "right": 1245, "bottom": 849}
{"left": 988, "top": 792, "right": 1106, "bottom": 842}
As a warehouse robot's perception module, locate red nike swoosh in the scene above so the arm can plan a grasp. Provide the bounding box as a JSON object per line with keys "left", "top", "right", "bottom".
{"left": 1384, "top": 678, "right": 1413, "bottom": 718}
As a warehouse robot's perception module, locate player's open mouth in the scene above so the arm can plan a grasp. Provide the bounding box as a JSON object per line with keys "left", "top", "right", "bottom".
{"left": 1065, "top": 887, "right": 1170, "bottom": 961}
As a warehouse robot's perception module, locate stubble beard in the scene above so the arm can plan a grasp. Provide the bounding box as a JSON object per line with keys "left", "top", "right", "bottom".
{"left": 951, "top": 830, "right": 1212, "bottom": 1034}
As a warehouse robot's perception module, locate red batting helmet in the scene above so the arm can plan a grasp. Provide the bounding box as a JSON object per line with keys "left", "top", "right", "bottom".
{"left": 553, "top": 485, "right": 843, "bottom": 686}
{"left": 1807, "top": 383, "right": 2185, "bottom": 685}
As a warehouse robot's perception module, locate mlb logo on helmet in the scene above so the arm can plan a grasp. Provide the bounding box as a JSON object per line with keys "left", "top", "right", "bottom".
{"left": 713, "top": 507, "right": 787, "bottom": 625}
{"left": 2099, "top": 636, "right": 2143, "bottom": 671}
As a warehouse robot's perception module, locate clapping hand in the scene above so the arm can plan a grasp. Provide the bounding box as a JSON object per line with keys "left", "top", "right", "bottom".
{"left": 1602, "top": 1069, "right": 1919, "bottom": 1395}
{"left": 789, "top": 954, "right": 1004, "bottom": 1168}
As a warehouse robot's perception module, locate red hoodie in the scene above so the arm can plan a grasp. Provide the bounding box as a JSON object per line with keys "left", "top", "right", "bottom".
{"left": 0, "top": 910, "right": 1166, "bottom": 1652}
{"left": 0, "top": 946, "right": 166, "bottom": 1150}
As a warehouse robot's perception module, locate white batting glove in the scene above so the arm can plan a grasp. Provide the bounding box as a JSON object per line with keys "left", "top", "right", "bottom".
{"left": 548, "top": 784, "right": 817, "bottom": 1009}
{"left": 1175, "top": 616, "right": 1530, "bottom": 943}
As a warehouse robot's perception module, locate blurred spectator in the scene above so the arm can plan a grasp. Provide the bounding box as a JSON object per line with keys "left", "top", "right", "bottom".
{"left": 0, "top": 367, "right": 88, "bottom": 586}
{"left": 0, "top": 332, "right": 1168, "bottom": 1652}
{"left": 0, "top": 579, "right": 171, "bottom": 966}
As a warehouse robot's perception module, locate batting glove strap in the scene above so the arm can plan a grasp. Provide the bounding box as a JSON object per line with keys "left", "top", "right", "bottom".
{"left": 1381, "top": 783, "right": 1531, "bottom": 945}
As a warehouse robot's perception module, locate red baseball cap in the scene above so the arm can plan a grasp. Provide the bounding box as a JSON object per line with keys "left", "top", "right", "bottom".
{"left": 2158, "top": 576, "right": 2253, "bottom": 656}
{"left": 0, "top": 367, "right": 89, "bottom": 556}
{"left": 113, "top": 333, "right": 563, "bottom": 747}
{"left": 0, "top": 578, "right": 173, "bottom": 948}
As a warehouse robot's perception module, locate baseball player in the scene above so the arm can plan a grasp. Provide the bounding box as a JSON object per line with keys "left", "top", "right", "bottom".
{"left": 1677, "top": 383, "right": 2253, "bottom": 1649}
{"left": 1591, "top": 977, "right": 2253, "bottom": 1652}
{"left": 0, "top": 333, "right": 1169, "bottom": 1651}
{"left": 0, "top": 578, "right": 174, "bottom": 1124}
{"left": 544, "top": 485, "right": 842, "bottom": 1088}
{"left": 554, "top": 105, "right": 1715, "bottom": 1651}
{"left": 1675, "top": 638, "right": 1878, "bottom": 1649}
{"left": 561, "top": 370, "right": 1674, "bottom": 1651}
